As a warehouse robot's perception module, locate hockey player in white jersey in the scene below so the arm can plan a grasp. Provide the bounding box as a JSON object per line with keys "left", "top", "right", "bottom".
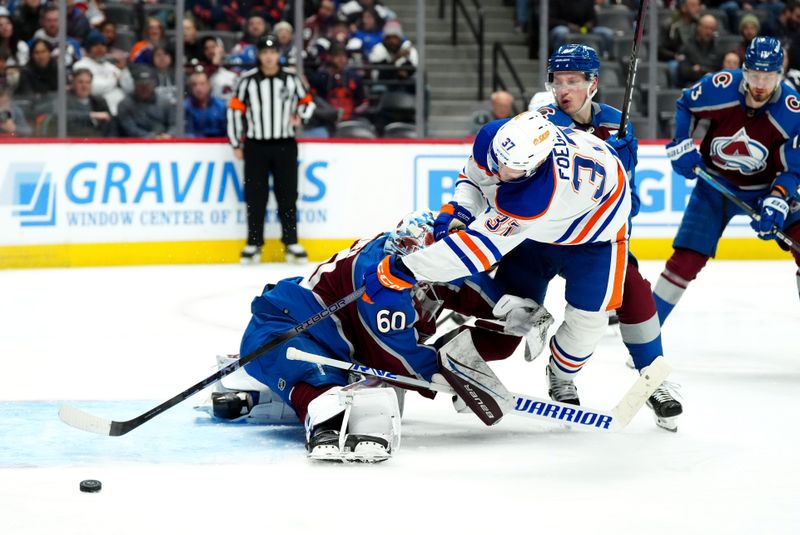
{"left": 363, "top": 111, "right": 631, "bottom": 407}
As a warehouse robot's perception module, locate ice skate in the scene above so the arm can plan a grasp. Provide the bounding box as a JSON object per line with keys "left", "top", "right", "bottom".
{"left": 305, "top": 379, "right": 400, "bottom": 463}
{"left": 285, "top": 243, "right": 308, "bottom": 264}
{"left": 240, "top": 245, "right": 261, "bottom": 265}
{"left": 546, "top": 366, "right": 580, "bottom": 406}
{"left": 647, "top": 381, "right": 682, "bottom": 432}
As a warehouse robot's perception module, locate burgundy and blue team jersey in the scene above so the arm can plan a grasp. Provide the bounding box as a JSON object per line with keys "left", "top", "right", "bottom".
{"left": 675, "top": 69, "right": 800, "bottom": 195}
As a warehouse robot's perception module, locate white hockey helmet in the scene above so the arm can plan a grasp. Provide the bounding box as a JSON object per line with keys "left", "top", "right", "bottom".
{"left": 489, "top": 111, "right": 558, "bottom": 179}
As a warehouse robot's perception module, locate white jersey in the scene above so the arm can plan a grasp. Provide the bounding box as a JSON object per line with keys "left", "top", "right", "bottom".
{"left": 403, "top": 126, "right": 630, "bottom": 283}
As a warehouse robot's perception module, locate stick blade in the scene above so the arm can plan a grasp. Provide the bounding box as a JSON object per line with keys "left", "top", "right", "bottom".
{"left": 610, "top": 356, "right": 672, "bottom": 429}
{"left": 58, "top": 403, "right": 113, "bottom": 436}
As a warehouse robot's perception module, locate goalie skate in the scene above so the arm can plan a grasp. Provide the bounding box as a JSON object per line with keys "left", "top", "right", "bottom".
{"left": 305, "top": 379, "right": 400, "bottom": 463}
{"left": 647, "top": 382, "right": 682, "bottom": 432}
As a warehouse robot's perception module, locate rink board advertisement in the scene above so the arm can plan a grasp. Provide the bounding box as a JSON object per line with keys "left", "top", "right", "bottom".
{"left": 0, "top": 140, "right": 786, "bottom": 268}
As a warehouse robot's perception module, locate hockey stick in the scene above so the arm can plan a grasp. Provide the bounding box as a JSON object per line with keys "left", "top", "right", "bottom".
{"left": 287, "top": 348, "right": 670, "bottom": 432}
{"left": 58, "top": 287, "right": 366, "bottom": 436}
{"left": 618, "top": 0, "right": 650, "bottom": 137}
{"left": 694, "top": 166, "right": 800, "bottom": 254}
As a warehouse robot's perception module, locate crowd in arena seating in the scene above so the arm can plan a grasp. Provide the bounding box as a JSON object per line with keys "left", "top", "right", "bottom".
{"left": 0, "top": 0, "right": 420, "bottom": 138}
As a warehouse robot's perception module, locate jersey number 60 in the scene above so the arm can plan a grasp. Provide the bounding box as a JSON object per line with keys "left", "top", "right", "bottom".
{"left": 376, "top": 310, "right": 407, "bottom": 333}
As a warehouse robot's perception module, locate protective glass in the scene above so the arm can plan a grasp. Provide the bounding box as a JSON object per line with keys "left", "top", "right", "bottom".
{"left": 546, "top": 79, "right": 591, "bottom": 92}
{"left": 744, "top": 70, "right": 780, "bottom": 90}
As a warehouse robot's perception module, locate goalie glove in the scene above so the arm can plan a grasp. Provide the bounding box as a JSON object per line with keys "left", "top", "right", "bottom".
{"left": 436, "top": 330, "right": 514, "bottom": 426}
{"left": 492, "top": 294, "right": 554, "bottom": 361}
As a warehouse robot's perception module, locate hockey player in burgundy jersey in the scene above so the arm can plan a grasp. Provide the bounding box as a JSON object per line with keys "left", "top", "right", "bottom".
{"left": 535, "top": 44, "right": 681, "bottom": 431}
{"left": 656, "top": 37, "right": 800, "bottom": 322}
{"left": 230, "top": 212, "right": 546, "bottom": 462}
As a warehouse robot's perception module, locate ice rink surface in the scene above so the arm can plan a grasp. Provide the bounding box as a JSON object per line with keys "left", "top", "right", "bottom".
{"left": 1, "top": 259, "right": 798, "bottom": 535}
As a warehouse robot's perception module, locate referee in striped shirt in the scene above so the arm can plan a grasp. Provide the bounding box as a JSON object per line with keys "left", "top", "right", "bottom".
{"left": 228, "top": 35, "right": 316, "bottom": 264}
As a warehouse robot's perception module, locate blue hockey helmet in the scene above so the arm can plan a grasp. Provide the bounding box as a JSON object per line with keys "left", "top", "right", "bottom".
{"left": 744, "top": 37, "right": 784, "bottom": 73}
{"left": 547, "top": 44, "right": 601, "bottom": 81}
{"left": 384, "top": 210, "right": 435, "bottom": 256}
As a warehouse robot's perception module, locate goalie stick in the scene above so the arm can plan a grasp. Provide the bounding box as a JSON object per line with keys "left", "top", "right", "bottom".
{"left": 58, "top": 287, "right": 366, "bottom": 436}
{"left": 287, "top": 348, "right": 671, "bottom": 432}
{"left": 695, "top": 167, "right": 800, "bottom": 254}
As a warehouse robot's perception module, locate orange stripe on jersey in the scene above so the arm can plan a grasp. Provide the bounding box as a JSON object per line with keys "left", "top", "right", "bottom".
{"left": 298, "top": 94, "right": 313, "bottom": 105}
{"left": 228, "top": 97, "right": 247, "bottom": 112}
{"left": 605, "top": 224, "right": 628, "bottom": 311}
{"left": 551, "top": 343, "right": 585, "bottom": 370}
{"left": 456, "top": 231, "right": 491, "bottom": 270}
{"left": 567, "top": 163, "right": 626, "bottom": 245}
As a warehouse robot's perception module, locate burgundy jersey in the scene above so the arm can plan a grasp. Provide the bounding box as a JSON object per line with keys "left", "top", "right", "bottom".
{"left": 674, "top": 69, "right": 800, "bottom": 190}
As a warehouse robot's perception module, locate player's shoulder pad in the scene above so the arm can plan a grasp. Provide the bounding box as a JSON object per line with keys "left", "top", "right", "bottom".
{"left": 770, "top": 81, "right": 800, "bottom": 128}
{"left": 682, "top": 69, "right": 742, "bottom": 108}
{"left": 473, "top": 118, "right": 511, "bottom": 166}
{"left": 495, "top": 158, "right": 557, "bottom": 219}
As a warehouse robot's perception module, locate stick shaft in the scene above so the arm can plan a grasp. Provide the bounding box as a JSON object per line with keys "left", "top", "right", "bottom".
{"left": 619, "top": 0, "right": 650, "bottom": 138}
{"left": 695, "top": 167, "right": 800, "bottom": 254}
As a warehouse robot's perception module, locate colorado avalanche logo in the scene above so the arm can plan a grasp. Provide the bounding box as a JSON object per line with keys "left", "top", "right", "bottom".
{"left": 709, "top": 127, "right": 768, "bottom": 175}
{"left": 712, "top": 71, "right": 733, "bottom": 88}
{"left": 786, "top": 95, "right": 800, "bottom": 113}
{"left": 538, "top": 106, "right": 557, "bottom": 117}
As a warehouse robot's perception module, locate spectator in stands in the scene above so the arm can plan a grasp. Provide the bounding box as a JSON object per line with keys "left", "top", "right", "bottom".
{"left": 16, "top": 38, "right": 57, "bottom": 100}
{"left": 73, "top": 30, "right": 125, "bottom": 115}
{"left": 227, "top": 13, "right": 270, "bottom": 69}
{"left": 338, "top": 0, "right": 396, "bottom": 25}
{"left": 183, "top": 16, "right": 205, "bottom": 62}
{"left": 0, "top": 8, "right": 29, "bottom": 67}
{"left": 187, "top": 0, "right": 224, "bottom": 30}
{"left": 548, "top": 0, "right": 614, "bottom": 57}
{"left": 32, "top": 4, "right": 81, "bottom": 67}
{"left": 220, "top": 0, "right": 286, "bottom": 31}
{"left": 116, "top": 67, "right": 174, "bottom": 138}
{"left": 677, "top": 14, "right": 723, "bottom": 86}
{"left": 65, "top": 0, "right": 90, "bottom": 44}
{"left": 310, "top": 15, "right": 363, "bottom": 67}
{"left": 468, "top": 90, "right": 515, "bottom": 135}
{"left": 198, "top": 35, "right": 237, "bottom": 102}
{"left": 310, "top": 43, "right": 368, "bottom": 126}
{"left": 66, "top": 68, "right": 112, "bottom": 137}
{"left": 99, "top": 20, "right": 128, "bottom": 69}
{"left": 777, "top": 0, "right": 800, "bottom": 70}
{"left": 0, "top": 87, "right": 32, "bottom": 136}
{"left": 368, "top": 20, "right": 417, "bottom": 90}
{"left": 150, "top": 45, "right": 177, "bottom": 105}
{"left": 352, "top": 8, "right": 384, "bottom": 56}
{"left": 658, "top": 0, "right": 700, "bottom": 85}
{"left": 185, "top": 69, "right": 227, "bottom": 137}
{"left": 0, "top": 48, "right": 18, "bottom": 91}
{"left": 273, "top": 21, "right": 298, "bottom": 67}
{"left": 129, "top": 17, "right": 167, "bottom": 65}
{"left": 721, "top": 50, "right": 741, "bottom": 69}
{"left": 11, "top": 0, "right": 43, "bottom": 42}
{"left": 303, "top": 0, "right": 336, "bottom": 50}
{"left": 784, "top": 44, "right": 800, "bottom": 91}
{"left": 733, "top": 13, "right": 760, "bottom": 62}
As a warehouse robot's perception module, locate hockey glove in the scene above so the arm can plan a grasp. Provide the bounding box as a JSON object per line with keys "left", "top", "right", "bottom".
{"left": 433, "top": 202, "right": 475, "bottom": 241}
{"left": 363, "top": 254, "right": 416, "bottom": 306}
{"left": 606, "top": 131, "right": 638, "bottom": 173}
{"left": 750, "top": 194, "right": 789, "bottom": 240}
{"left": 666, "top": 138, "right": 704, "bottom": 180}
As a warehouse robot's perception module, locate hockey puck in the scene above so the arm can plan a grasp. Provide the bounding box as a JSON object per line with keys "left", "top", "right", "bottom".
{"left": 79, "top": 480, "right": 102, "bottom": 493}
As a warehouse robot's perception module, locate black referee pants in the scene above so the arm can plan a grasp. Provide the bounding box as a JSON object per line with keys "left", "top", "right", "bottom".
{"left": 243, "top": 138, "right": 299, "bottom": 247}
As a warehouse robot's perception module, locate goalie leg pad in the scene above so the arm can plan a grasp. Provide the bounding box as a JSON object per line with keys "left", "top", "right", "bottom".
{"left": 436, "top": 329, "right": 514, "bottom": 426}
{"left": 305, "top": 378, "right": 401, "bottom": 463}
